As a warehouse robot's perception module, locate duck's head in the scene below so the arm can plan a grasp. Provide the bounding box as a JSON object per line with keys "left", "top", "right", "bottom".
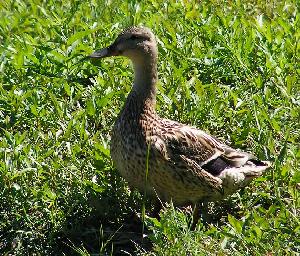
{"left": 89, "top": 26, "right": 157, "bottom": 64}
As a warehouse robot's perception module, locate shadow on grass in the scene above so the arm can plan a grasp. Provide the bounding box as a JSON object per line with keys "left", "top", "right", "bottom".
{"left": 63, "top": 211, "right": 153, "bottom": 255}
{"left": 55, "top": 173, "right": 153, "bottom": 255}
{"left": 56, "top": 188, "right": 252, "bottom": 255}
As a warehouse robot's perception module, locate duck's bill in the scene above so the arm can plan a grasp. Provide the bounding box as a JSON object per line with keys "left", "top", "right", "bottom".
{"left": 89, "top": 45, "right": 117, "bottom": 58}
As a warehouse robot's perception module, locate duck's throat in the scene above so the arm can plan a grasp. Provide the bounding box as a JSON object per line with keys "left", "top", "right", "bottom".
{"left": 132, "top": 60, "right": 157, "bottom": 104}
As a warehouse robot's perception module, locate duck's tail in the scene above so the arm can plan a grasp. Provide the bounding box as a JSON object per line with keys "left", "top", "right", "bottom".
{"left": 218, "top": 159, "right": 271, "bottom": 196}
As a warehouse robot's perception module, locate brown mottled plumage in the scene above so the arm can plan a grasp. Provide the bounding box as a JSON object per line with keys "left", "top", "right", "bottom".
{"left": 90, "top": 27, "right": 270, "bottom": 208}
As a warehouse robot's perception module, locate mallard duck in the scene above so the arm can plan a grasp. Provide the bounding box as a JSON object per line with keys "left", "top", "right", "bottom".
{"left": 90, "top": 27, "right": 270, "bottom": 214}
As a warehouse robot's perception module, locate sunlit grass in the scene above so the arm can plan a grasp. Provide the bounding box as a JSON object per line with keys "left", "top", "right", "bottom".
{"left": 0, "top": 0, "right": 299, "bottom": 255}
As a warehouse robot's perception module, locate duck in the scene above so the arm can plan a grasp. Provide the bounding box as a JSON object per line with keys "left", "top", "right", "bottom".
{"left": 89, "top": 26, "right": 270, "bottom": 221}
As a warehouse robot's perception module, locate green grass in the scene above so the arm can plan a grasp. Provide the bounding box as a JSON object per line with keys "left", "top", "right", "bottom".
{"left": 0, "top": 0, "right": 299, "bottom": 255}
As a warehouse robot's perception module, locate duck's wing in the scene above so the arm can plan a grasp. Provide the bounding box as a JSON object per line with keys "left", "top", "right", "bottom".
{"left": 151, "top": 122, "right": 242, "bottom": 172}
{"left": 150, "top": 121, "right": 269, "bottom": 190}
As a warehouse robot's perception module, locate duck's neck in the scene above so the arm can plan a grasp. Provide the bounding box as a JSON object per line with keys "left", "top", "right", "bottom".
{"left": 131, "top": 55, "right": 157, "bottom": 108}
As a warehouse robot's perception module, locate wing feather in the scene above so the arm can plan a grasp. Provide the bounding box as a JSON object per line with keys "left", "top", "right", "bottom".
{"left": 148, "top": 120, "right": 270, "bottom": 201}
{"left": 150, "top": 122, "right": 254, "bottom": 176}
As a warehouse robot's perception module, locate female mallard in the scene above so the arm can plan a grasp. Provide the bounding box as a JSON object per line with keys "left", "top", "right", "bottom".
{"left": 90, "top": 27, "right": 270, "bottom": 209}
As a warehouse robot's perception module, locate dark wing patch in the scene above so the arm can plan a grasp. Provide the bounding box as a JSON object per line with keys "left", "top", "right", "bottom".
{"left": 202, "top": 156, "right": 230, "bottom": 176}
{"left": 202, "top": 152, "right": 269, "bottom": 176}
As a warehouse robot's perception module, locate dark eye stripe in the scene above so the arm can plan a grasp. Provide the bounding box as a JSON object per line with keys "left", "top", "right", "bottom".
{"left": 130, "top": 35, "right": 141, "bottom": 40}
